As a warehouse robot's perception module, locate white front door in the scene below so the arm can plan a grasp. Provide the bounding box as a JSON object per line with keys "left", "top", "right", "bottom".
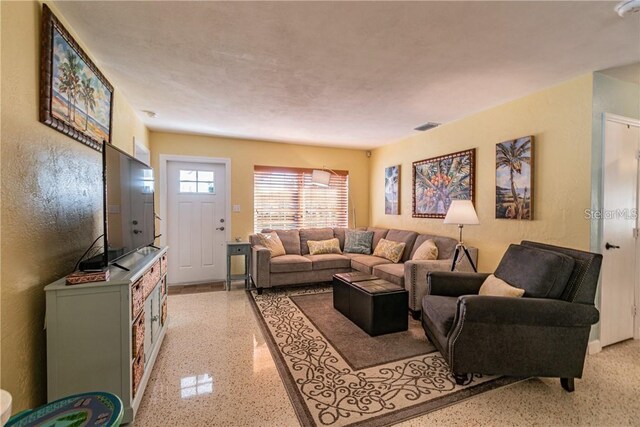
{"left": 600, "top": 115, "right": 640, "bottom": 347}
{"left": 167, "top": 161, "right": 227, "bottom": 284}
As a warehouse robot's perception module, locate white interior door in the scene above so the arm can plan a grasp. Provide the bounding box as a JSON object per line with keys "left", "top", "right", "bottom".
{"left": 167, "top": 161, "right": 227, "bottom": 284}
{"left": 601, "top": 115, "right": 640, "bottom": 347}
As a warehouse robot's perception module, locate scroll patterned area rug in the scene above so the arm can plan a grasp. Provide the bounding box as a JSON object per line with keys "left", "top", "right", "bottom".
{"left": 248, "top": 285, "right": 520, "bottom": 427}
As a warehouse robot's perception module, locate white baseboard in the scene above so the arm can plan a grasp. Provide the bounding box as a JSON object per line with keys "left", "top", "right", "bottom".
{"left": 588, "top": 339, "right": 602, "bottom": 355}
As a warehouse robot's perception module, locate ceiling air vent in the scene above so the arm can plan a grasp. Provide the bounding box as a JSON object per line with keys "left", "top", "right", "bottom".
{"left": 414, "top": 122, "right": 440, "bottom": 131}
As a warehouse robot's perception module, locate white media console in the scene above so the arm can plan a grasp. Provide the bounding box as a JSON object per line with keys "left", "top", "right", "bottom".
{"left": 44, "top": 246, "right": 168, "bottom": 423}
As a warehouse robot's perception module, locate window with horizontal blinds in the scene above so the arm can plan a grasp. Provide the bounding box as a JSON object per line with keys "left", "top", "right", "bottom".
{"left": 254, "top": 166, "right": 349, "bottom": 233}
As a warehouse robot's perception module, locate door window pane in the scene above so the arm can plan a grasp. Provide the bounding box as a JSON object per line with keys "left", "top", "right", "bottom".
{"left": 180, "top": 182, "right": 197, "bottom": 193}
{"left": 197, "top": 182, "right": 215, "bottom": 193}
{"left": 180, "top": 170, "right": 197, "bottom": 181}
{"left": 198, "top": 171, "right": 214, "bottom": 181}
{"left": 179, "top": 169, "right": 216, "bottom": 194}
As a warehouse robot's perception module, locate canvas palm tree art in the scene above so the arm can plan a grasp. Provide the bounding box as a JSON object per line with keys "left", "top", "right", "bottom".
{"left": 495, "top": 136, "right": 533, "bottom": 220}
{"left": 79, "top": 76, "right": 97, "bottom": 131}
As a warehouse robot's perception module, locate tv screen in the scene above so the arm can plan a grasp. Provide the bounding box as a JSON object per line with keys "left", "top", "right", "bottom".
{"left": 103, "top": 143, "right": 155, "bottom": 264}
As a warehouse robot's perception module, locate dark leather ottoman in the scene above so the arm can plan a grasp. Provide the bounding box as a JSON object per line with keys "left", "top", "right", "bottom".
{"left": 333, "top": 273, "right": 408, "bottom": 336}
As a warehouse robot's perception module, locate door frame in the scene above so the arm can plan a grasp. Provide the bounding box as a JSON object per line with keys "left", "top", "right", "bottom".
{"left": 602, "top": 113, "right": 640, "bottom": 344}
{"left": 158, "top": 154, "right": 232, "bottom": 258}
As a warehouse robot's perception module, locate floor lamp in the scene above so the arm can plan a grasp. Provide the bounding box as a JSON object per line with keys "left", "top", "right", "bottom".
{"left": 311, "top": 168, "right": 356, "bottom": 228}
{"left": 443, "top": 200, "right": 479, "bottom": 272}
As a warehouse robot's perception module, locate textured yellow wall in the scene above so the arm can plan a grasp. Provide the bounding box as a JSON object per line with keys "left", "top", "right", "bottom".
{"left": 150, "top": 131, "right": 371, "bottom": 244}
{"left": 1, "top": 1, "right": 148, "bottom": 411}
{"left": 370, "top": 74, "right": 593, "bottom": 272}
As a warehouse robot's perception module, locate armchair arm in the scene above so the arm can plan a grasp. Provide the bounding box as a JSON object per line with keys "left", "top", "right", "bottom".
{"left": 251, "top": 245, "right": 271, "bottom": 288}
{"left": 446, "top": 295, "right": 599, "bottom": 378}
{"left": 427, "top": 271, "right": 490, "bottom": 297}
{"left": 404, "top": 259, "right": 453, "bottom": 312}
{"left": 457, "top": 295, "right": 599, "bottom": 327}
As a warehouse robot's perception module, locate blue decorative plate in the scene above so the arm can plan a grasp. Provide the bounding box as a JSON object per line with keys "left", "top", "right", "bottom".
{"left": 6, "top": 392, "right": 123, "bottom": 427}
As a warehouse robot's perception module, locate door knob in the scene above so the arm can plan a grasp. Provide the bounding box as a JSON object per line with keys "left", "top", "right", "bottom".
{"left": 605, "top": 242, "right": 620, "bottom": 250}
{"left": 216, "top": 226, "right": 225, "bottom": 231}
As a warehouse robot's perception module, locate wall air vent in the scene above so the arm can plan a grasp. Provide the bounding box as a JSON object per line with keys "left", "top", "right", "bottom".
{"left": 414, "top": 122, "right": 440, "bottom": 131}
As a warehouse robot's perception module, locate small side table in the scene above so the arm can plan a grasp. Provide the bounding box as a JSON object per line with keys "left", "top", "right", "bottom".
{"left": 226, "top": 242, "right": 251, "bottom": 291}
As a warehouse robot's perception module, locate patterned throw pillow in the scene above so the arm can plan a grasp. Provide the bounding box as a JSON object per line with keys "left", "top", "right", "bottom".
{"left": 373, "top": 238, "right": 406, "bottom": 263}
{"left": 307, "top": 238, "right": 342, "bottom": 255}
{"left": 412, "top": 239, "right": 438, "bottom": 261}
{"left": 257, "top": 232, "right": 286, "bottom": 257}
{"left": 479, "top": 274, "right": 525, "bottom": 297}
{"left": 344, "top": 230, "right": 374, "bottom": 254}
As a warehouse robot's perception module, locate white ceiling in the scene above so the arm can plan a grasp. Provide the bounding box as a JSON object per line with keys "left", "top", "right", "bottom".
{"left": 55, "top": 1, "right": 640, "bottom": 149}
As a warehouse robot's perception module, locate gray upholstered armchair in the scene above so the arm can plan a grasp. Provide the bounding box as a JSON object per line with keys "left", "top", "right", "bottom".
{"left": 421, "top": 240, "right": 602, "bottom": 392}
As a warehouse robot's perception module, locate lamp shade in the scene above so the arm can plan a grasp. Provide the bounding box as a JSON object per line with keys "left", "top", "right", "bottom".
{"left": 311, "top": 169, "right": 331, "bottom": 187}
{"left": 443, "top": 200, "right": 479, "bottom": 225}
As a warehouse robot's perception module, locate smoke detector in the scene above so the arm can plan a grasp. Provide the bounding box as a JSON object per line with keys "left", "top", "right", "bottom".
{"left": 615, "top": 0, "right": 640, "bottom": 17}
{"left": 414, "top": 122, "right": 440, "bottom": 131}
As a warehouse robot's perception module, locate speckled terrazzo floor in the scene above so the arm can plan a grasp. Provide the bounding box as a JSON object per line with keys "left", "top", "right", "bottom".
{"left": 134, "top": 288, "right": 640, "bottom": 426}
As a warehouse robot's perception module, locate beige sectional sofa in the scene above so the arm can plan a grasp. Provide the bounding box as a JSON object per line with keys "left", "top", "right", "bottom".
{"left": 249, "top": 227, "right": 478, "bottom": 318}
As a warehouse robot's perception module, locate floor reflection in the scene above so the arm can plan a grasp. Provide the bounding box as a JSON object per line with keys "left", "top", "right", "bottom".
{"left": 180, "top": 373, "right": 213, "bottom": 398}
{"left": 253, "top": 334, "right": 271, "bottom": 374}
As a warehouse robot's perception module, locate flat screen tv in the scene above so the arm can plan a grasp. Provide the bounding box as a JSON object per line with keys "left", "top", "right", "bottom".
{"left": 103, "top": 142, "right": 155, "bottom": 266}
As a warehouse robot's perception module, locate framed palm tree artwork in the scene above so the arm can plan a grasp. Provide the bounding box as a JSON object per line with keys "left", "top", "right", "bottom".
{"left": 496, "top": 136, "right": 534, "bottom": 220}
{"left": 412, "top": 149, "right": 475, "bottom": 218}
{"left": 40, "top": 5, "right": 113, "bottom": 152}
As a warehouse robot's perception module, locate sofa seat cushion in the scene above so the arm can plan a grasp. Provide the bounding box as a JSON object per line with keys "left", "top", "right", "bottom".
{"left": 270, "top": 255, "right": 313, "bottom": 273}
{"left": 351, "top": 255, "right": 393, "bottom": 274}
{"left": 372, "top": 263, "right": 405, "bottom": 286}
{"left": 341, "top": 253, "right": 362, "bottom": 259}
{"left": 495, "top": 244, "right": 575, "bottom": 299}
{"left": 422, "top": 295, "right": 458, "bottom": 337}
{"left": 304, "top": 254, "right": 351, "bottom": 270}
